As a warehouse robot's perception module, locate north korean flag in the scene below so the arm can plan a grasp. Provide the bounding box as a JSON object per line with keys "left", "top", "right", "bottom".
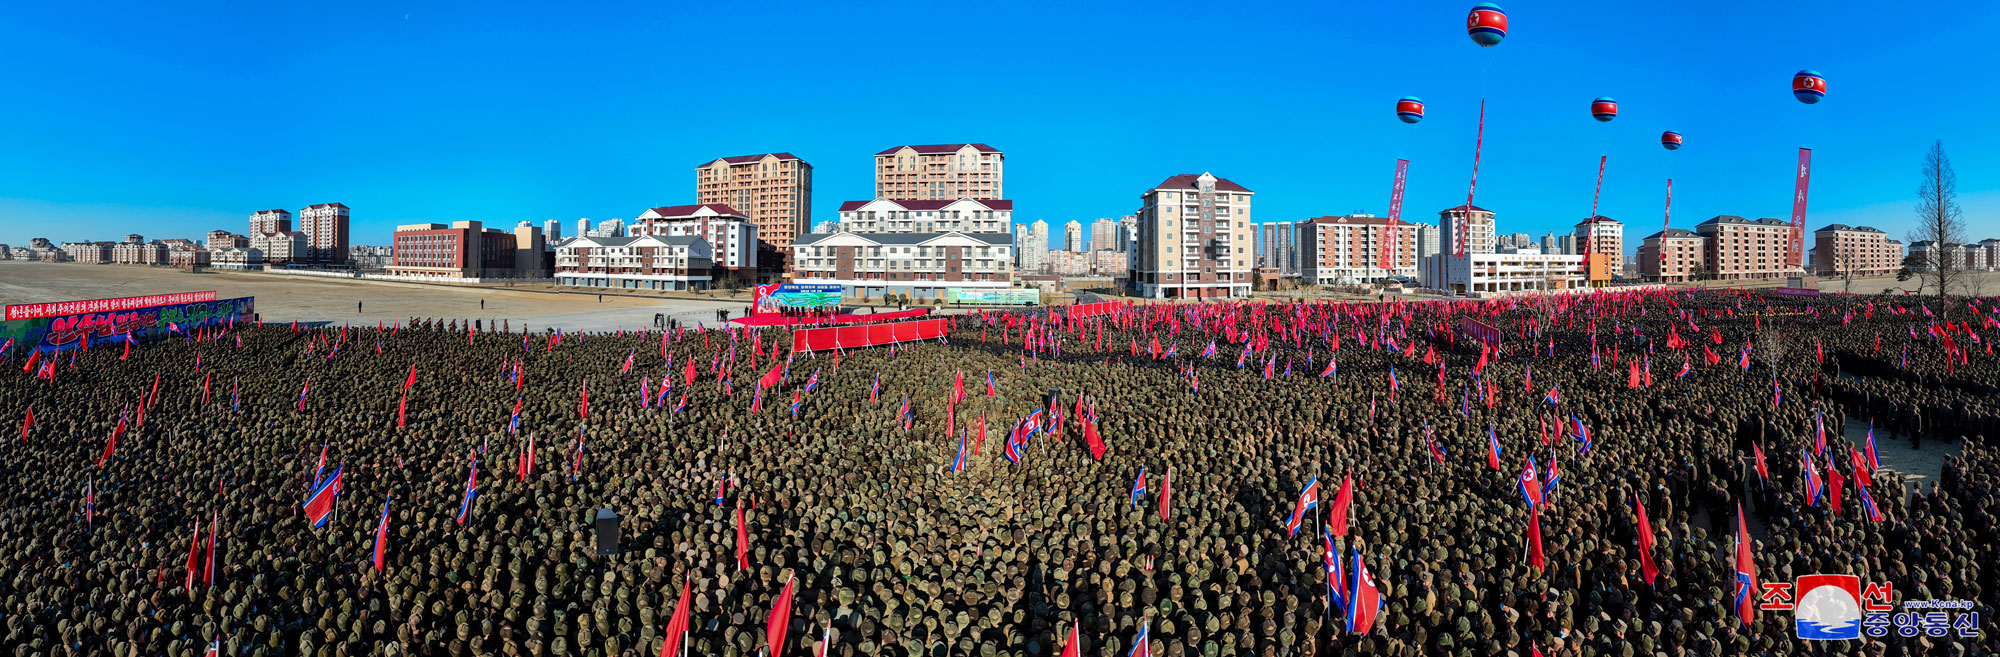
{"left": 301, "top": 466, "right": 342, "bottom": 529}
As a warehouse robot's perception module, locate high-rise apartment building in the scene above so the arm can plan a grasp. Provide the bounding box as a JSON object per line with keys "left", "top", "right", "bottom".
{"left": 1133, "top": 172, "right": 1253, "bottom": 299}
{"left": 543, "top": 219, "right": 563, "bottom": 245}
{"left": 1296, "top": 215, "right": 1422, "bottom": 284}
{"left": 874, "top": 144, "right": 1002, "bottom": 201}
{"left": 1573, "top": 216, "right": 1625, "bottom": 276}
{"left": 1417, "top": 224, "right": 1442, "bottom": 260}
{"left": 1438, "top": 205, "right": 1496, "bottom": 256}
{"left": 1063, "top": 220, "right": 1083, "bottom": 253}
{"left": 576, "top": 218, "right": 591, "bottom": 242}
{"left": 1089, "top": 217, "right": 1119, "bottom": 252}
{"left": 206, "top": 230, "right": 249, "bottom": 250}
{"left": 299, "top": 203, "right": 350, "bottom": 265}
{"left": 695, "top": 153, "right": 813, "bottom": 251}
{"left": 594, "top": 218, "right": 626, "bottom": 238}
{"left": 1019, "top": 220, "right": 1050, "bottom": 274}
{"left": 1277, "top": 222, "right": 1295, "bottom": 274}
{"left": 1812, "top": 224, "right": 1901, "bottom": 277}
{"left": 632, "top": 204, "right": 759, "bottom": 279}
{"left": 250, "top": 209, "right": 292, "bottom": 236}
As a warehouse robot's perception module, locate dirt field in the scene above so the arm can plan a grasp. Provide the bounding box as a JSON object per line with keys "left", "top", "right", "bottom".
{"left": 0, "top": 261, "right": 751, "bottom": 332}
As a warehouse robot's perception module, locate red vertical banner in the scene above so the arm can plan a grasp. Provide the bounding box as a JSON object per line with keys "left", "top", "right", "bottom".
{"left": 1381, "top": 159, "right": 1409, "bottom": 272}
{"left": 1459, "top": 100, "right": 1486, "bottom": 258}
{"left": 1789, "top": 148, "right": 1812, "bottom": 269}
{"left": 1586, "top": 155, "right": 1607, "bottom": 257}
{"left": 1661, "top": 179, "right": 1673, "bottom": 271}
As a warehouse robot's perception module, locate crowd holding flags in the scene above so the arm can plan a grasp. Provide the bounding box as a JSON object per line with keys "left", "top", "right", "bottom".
{"left": 1285, "top": 476, "right": 1319, "bottom": 537}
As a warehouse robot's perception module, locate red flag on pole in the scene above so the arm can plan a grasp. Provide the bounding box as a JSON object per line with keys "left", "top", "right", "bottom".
{"left": 766, "top": 574, "right": 797, "bottom": 657}
{"left": 735, "top": 505, "right": 750, "bottom": 571}
{"left": 1526, "top": 506, "right": 1546, "bottom": 572}
{"left": 1158, "top": 467, "right": 1173, "bottom": 522}
{"left": 1634, "top": 493, "right": 1660, "bottom": 586}
{"left": 18, "top": 406, "right": 31, "bottom": 443}
{"left": 184, "top": 522, "right": 203, "bottom": 592}
{"left": 1328, "top": 474, "right": 1354, "bottom": 537}
{"left": 659, "top": 574, "right": 693, "bottom": 657}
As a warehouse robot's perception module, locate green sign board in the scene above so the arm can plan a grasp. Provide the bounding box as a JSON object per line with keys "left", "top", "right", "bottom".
{"left": 946, "top": 288, "right": 1040, "bottom": 305}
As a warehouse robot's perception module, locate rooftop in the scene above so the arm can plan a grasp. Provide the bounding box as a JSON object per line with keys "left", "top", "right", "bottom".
{"left": 1149, "top": 173, "right": 1253, "bottom": 194}
{"left": 704, "top": 152, "right": 806, "bottom": 167}
{"left": 836, "top": 198, "right": 1015, "bottom": 212}
{"left": 876, "top": 144, "right": 1002, "bottom": 156}
{"left": 793, "top": 231, "right": 1013, "bottom": 247}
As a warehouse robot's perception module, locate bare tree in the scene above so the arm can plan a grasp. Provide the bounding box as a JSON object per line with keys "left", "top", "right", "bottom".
{"left": 1909, "top": 140, "right": 1967, "bottom": 307}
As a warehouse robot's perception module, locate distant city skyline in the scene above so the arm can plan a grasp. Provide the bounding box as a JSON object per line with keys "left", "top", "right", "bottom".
{"left": 2, "top": 2, "right": 1996, "bottom": 252}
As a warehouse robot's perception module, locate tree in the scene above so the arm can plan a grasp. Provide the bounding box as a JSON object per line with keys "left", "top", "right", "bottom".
{"left": 1909, "top": 140, "right": 1967, "bottom": 305}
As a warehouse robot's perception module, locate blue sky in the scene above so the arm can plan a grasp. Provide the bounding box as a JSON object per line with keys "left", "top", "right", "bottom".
{"left": 2, "top": 1, "right": 1996, "bottom": 254}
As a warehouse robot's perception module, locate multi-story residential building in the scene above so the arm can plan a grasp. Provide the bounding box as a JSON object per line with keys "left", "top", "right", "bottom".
{"left": 1046, "top": 250, "right": 1090, "bottom": 276}
{"left": 811, "top": 221, "right": 840, "bottom": 235}
{"left": 1417, "top": 224, "right": 1442, "bottom": 260}
{"left": 299, "top": 203, "right": 350, "bottom": 265}
{"left": 1090, "top": 217, "right": 1120, "bottom": 253}
{"left": 348, "top": 245, "right": 394, "bottom": 269}
{"left": 1133, "top": 172, "right": 1254, "bottom": 299}
{"left": 576, "top": 218, "right": 592, "bottom": 242}
{"left": 1637, "top": 228, "right": 1706, "bottom": 282}
{"left": 211, "top": 247, "right": 263, "bottom": 270}
{"left": 696, "top": 153, "right": 812, "bottom": 252}
{"left": 554, "top": 235, "right": 713, "bottom": 290}
{"left": 1421, "top": 252, "right": 1590, "bottom": 294}
{"left": 206, "top": 230, "right": 249, "bottom": 250}
{"left": 1297, "top": 214, "right": 1422, "bottom": 285}
{"left": 1118, "top": 215, "right": 1137, "bottom": 253}
{"left": 631, "top": 204, "right": 758, "bottom": 280}
{"left": 61, "top": 241, "right": 113, "bottom": 263}
{"left": 28, "top": 238, "right": 54, "bottom": 250}
{"left": 543, "top": 219, "right": 563, "bottom": 245}
{"left": 1438, "top": 205, "right": 1497, "bottom": 257}
{"left": 1019, "top": 220, "right": 1050, "bottom": 275}
{"left": 1811, "top": 224, "right": 1901, "bottom": 277}
{"left": 250, "top": 209, "right": 292, "bottom": 236}
{"left": 835, "top": 198, "right": 1013, "bottom": 234}
{"left": 251, "top": 231, "right": 308, "bottom": 265}
{"left": 1091, "top": 250, "right": 1130, "bottom": 278}
{"left": 0, "top": 244, "right": 10, "bottom": 260}
{"left": 789, "top": 231, "right": 1013, "bottom": 300}
{"left": 1063, "top": 220, "right": 1083, "bottom": 253}
{"left": 594, "top": 218, "right": 626, "bottom": 238}
{"left": 1573, "top": 216, "right": 1625, "bottom": 278}
{"left": 111, "top": 240, "right": 168, "bottom": 265}
{"left": 1694, "top": 215, "right": 1795, "bottom": 280}
{"left": 1980, "top": 239, "right": 2000, "bottom": 270}
{"left": 167, "top": 244, "right": 210, "bottom": 268}
{"left": 386, "top": 221, "right": 522, "bottom": 280}
{"left": 511, "top": 225, "right": 547, "bottom": 277}
{"left": 874, "top": 144, "right": 1002, "bottom": 201}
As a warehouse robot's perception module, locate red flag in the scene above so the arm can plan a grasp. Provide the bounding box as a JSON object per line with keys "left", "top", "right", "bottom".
{"left": 684, "top": 359, "right": 697, "bottom": 387}
{"left": 975, "top": 413, "right": 987, "bottom": 454}
{"left": 735, "top": 504, "right": 750, "bottom": 571}
{"left": 18, "top": 406, "right": 31, "bottom": 443}
{"left": 1828, "top": 467, "right": 1843, "bottom": 516}
{"left": 579, "top": 378, "right": 590, "bottom": 420}
{"left": 1634, "top": 493, "right": 1660, "bottom": 586}
{"left": 1752, "top": 441, "right": 1770, "bottom": 481}
{"left": 1327, "top": 474, "right": 1353, "bottom": 537}
{"left": 1526, "top": 506, "right": 1546, "bottom": 571}
{"left": 1059, "top": 620, "right": 1081, "bottom": 657}
{"left": 203, "top": 510, "right": 218, "bottom": 585}
{"left": 659, "top": 574, "right": 693, "bottom": 657}
{"left": 1158, "top": 467, "right": 1173, "bottom": 522}
{"left": 1627, "top": 360, "right": 1641, "bottom": 388}
{"left": 99, "top": 409, "right": 128, "bottom": 467}
{"left": 1081, "top": 416, "right": 1106, "bottom": 460}
{"left": 397, "top": 389, "right": 410, "bottom": 429}
{"left": 184, "top": 522, "right": 203, "bottom": 592}
{"left": 403, "top": 364, "right": 417, "bottom": 390}
{"left": 759, "top": 362, "right": 784, "bottom": 390}
{"left": 766, "top": 574, "right": 797, "bottom": 657}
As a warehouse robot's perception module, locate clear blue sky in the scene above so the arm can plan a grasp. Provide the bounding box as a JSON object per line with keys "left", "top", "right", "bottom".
{"left": 2, "top": 1, "right": 1996, "bottom": 254}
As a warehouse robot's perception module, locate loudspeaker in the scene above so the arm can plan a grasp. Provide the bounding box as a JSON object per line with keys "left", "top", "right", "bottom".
{"left": 594, "top": 509, "right": 621, "bottom": 555}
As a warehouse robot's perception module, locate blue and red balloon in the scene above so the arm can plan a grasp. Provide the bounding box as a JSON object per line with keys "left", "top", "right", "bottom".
{"left": 1793, "top": 69, "right": 1826, "bottom": 104}
{"left": 1467, "top": 3, "right": 1507, "bottom": 47}
{"left": 1590, "top": 97, "right": 1618, "bottom": 122}
{"left": 1661, "top": 130, "right": 1682, "bottom": 150}
{"left": 1396, "top": 97, "right": 1425, "bottom": 124}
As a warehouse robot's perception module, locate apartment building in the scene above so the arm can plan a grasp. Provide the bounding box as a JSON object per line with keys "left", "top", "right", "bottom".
{"left": 835, "top": 198, "right": 1013, "bottom": 234}
{"left": 1438, "top": 205, "right": 1497, "bottom": 256}
{"left": 631, "top": 204, "right": 759, "bottom": 280}
{"left": 207, "top": 230, "right": 250, "bottom": 250}
{"left": 1296, "top": 214, "right": 1421, "bottom": 285}
{"left": 1694, "top": 215, "right": 1795, "bottom": 280}
{"left": 554, "top": 235, "right": 713, "bottom": 290}
{"left": 299, "top": 203, "right": 350, "bottom": 264}
{"left": 695, "top": 153, "right": 812, "bottom": 252}
{"left": 1637, "top": 228, "right": 1706, "bottom": 282}
{"left": 1089, "top": 217, "right": 1120, "bottom": 252}
{"left": 249, "top": 209, "right": 292, "bottom": 236}
{"left": 61, "top": 241, "right": 113, "bottom": 264}
{"left": 789, "top": 231, "right": 1014, "bottom": 300}
{"left": 1132, "top": 172, "right": 1254, "bottom": 299}
{"left": 874, "top": 144, "right": 1002, "bottom": 201}
{"left": 1573, "top": 216, "right": 1625, "bottom": 277}
{"left": 1019, "top": 220, "right": 1050, "bottom": 274}
{"left": 1811, "top": 224, "right": 1902, "bottom": 277}
{"left": 251, "top": 231, "right": 308, "bottom": 264}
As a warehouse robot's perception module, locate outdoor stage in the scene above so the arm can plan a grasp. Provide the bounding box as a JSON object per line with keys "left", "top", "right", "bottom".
{"left": 726, "top": 307, "right": 932, "bottom": 327}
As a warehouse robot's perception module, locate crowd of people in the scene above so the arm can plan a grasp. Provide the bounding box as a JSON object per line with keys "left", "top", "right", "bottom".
{"left": 2, "top": 289, "right": 1994, "bottom": 657}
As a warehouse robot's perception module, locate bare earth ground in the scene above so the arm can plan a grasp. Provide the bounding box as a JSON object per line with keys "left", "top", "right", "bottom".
{"left": 0, "top": 261, "right": 751, "bottom": 333}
